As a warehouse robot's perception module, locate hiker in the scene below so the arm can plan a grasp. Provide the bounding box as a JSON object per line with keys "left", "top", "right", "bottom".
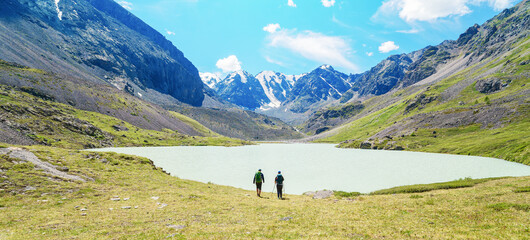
{"left": 253, "top": 169, "right": 264, "bottom": 197}
{"left": 275, "top": 171, "right": 284, "bottom": 199}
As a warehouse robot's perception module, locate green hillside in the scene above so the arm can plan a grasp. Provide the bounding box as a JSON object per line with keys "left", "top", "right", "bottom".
{"left": 0, "top": 84, "right": 248, "bottom": 149}
{"left": 316, "top": 36, "right": 530, "bottom": 164}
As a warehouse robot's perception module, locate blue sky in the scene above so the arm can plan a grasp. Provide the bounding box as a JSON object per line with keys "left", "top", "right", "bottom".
{"left": 116, "top": 0, "right": 521, "bottom": 76}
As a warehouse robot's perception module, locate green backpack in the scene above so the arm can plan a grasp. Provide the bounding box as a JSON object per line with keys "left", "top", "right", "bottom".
{"left": 255, "top": 172, "right": 262, "bottom": 183}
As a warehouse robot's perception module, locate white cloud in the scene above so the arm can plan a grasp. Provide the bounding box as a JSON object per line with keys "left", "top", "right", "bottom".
{"left": 378, "top": 41, "right": 400, "bottom": 53}
{"left": 321, "top": 0, "right": 336, "bottom": 7}
{"left": 263, "top": 23, "right": 281, "bottom": 33}
{"left": 487, "top": 0, "right": 515, "bottom": 11}
{"left": 288, "top": 0, "right": 297, "bottom": 7}
{"left": 332, "top": 15, "right": 352, "bottom": 28}
{"left": 117, "top": 1, "right": 133, "bottom": 11}
{"left": 397, "top": 28, "right": 420, "bottom": 34}
{"left": 266, "top": 29, "right": 359, "bottom": 72}
{"left": 374, "top": 0, "right": 516, "bottom": 23}
{"left": 216, "top": 55, "right": 242, "bottom": 72}
{"left": 265, "top": 56, "right": 286, "bottom": 66}
{"left": 166, "top": 30, "right": 176, "bottom": 35}
{"left": 366, "top": 52, "right": 374, "bottom": 57}
{"left": 376, "top": 0, "right": 471, "bottom": 22}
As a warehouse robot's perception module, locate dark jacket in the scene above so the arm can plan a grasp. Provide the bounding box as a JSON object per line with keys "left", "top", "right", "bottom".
{"left": 253, "top": 172, "right": 264, "bottom": 183}
{"left": 275, "top": 174, "right": 284, "bottom": 185}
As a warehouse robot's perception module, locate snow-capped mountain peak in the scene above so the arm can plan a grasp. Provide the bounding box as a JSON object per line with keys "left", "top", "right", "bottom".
{"left": 255, "top": 71, "right": 291, "bottom": 108}
{"left": 201, "top": 66, "right": 351, "bottom": 111}
{"left": 199, "top": 72, "right": 222, "bottom": 89}
{"left": 226, "top": 70, "right": 251, "bottom": 84}
{"left": 320, "top": 64, "right": 333, "bottom": 70}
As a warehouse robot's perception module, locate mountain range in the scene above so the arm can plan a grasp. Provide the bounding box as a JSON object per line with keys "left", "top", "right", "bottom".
{"left": 0, "top": 0, "right": 303, "bottom": 142}
{"left": 0, "top": 0, "right": 528, "bottom": 164}
{"left": 201, "top": 65, "right": 354, "bottom": 123}
{"left": 201, "top": 0, "right": 529, "bottom": 130}
{"left": 202, "top": 70, "right": 303, "bottom": 110}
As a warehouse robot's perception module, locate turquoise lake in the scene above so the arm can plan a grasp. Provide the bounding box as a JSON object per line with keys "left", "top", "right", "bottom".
{"left": 92, "top": 144, "right": 530, "bottom": 194}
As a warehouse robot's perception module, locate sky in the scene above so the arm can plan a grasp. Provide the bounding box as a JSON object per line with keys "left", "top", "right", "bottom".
{"left": 115, "top": 0, "right": 521, "bottom": 76}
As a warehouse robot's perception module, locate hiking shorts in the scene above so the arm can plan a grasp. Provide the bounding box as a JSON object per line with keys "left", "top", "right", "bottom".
{"left": 256, "top": 182, "right": 262, "bottom": 190}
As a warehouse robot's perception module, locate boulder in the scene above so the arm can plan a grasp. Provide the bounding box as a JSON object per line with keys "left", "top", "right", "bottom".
{"left": 167, "top": 224, "right": 186, "bottom": 230}
{"left": 313, "top": 190, "right": 334, "bottom": 199}
{"left": 112, "top": 125, "right": 129, "bottom": 131}
{"left": 476, "top": 79, "right": 502, "bottom": 93}
{"left": 360, "top": 141, "right": 372, "bottom": 149}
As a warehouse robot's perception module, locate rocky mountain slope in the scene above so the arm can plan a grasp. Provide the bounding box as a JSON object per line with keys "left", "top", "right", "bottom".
{"left": 0, "top": 59, "right": 304, "bottom": 146}
{"left": 307, "top": 0, "right": 530, "bottom": 164}
{"left": 0, "top": 60, "right": 198, "bottom": 134}
{"left": 284, "top": 65, "right": 354, "bottom": 113}
{"left": 0, "top": 0, "right": 204, "bottom": 106}
{"left": 0, "top": 60, "right": 234, "bottom": 148}
{"left": 214, "top": 71, "right": 270, "bottom": 110}
{"left": 176, "top": 106, "right": 304, "bottom": 141}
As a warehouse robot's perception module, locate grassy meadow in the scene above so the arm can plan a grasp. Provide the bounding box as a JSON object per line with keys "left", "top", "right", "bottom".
{"left": 1, "top": 145, "right": 529, "bottom": 239}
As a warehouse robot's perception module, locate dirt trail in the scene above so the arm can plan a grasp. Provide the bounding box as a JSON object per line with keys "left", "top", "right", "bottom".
{"left": 0, "top": 147, "right": 86, "bottom": 182}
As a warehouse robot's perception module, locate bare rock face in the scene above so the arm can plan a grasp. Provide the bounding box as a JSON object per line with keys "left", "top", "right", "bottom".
{"left": 0, "top": 0, "right": 204, "bottom": 106}
{"left": 475, "top": 79, "right": 503, "bottom": 93}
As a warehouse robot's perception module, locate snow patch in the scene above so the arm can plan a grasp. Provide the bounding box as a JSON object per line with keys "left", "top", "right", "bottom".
{"left": 55, "top": 0, "right": 63, "bottom": 20}
{"left": 285, "top": 73, "right": 306, "bottom": 85}
{"left": 256, "top": 72, "right": 282, "bottom": 108}
{"left": 199, "top": 72, "right": 222, "bottom": 89}
{"left": 320, "top": 76, "right": 342, "bottom": 96}
{"left": 233, "top": 71, "right": 248, "bottom": 83}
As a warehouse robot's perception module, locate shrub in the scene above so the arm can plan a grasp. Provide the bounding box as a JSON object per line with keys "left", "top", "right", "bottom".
{"left": 513, "top": 186, "right": 530, "bottom": 193}
{"left": 488, "top": 203, "right": 530, "bottom": 212}
{"left": 370, "top": 177, "right": 502, "bottom": 195}
{"left": 334, "top": 191, "right": 361, "bottom": 198}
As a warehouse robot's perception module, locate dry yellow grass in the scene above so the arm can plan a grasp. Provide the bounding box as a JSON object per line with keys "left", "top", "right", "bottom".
{"left": 0, "top": 146, "right": 529, "bottom": 239}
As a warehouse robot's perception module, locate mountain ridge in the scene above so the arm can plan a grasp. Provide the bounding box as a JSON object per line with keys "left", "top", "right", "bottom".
{"left": 0, "top": 0, "right": 204, "bottom": 106}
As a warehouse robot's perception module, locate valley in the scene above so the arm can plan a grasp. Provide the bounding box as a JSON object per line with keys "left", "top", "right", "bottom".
{"left": 0, "top": 0, "right": 528, "bottom": 239}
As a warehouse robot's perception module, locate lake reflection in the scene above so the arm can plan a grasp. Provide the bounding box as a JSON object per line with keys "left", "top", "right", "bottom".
{"left": 92, "top": 144, "right": 530, "bottom": 194}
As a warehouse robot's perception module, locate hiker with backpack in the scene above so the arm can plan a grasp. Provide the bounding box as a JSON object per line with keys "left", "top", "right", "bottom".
{"left": 275, "top": 171, "right": 284, "bottom": 200}
{"left": 253, "top": 169, "right": 264, "bottom": 197}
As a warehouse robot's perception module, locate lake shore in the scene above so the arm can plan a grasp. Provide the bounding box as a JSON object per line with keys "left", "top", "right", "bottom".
{"left": 1, "top": 145, "right": 529, "bottom": 239}
{"left": 91, "top": 143, "right": 530, "bottom": 194}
